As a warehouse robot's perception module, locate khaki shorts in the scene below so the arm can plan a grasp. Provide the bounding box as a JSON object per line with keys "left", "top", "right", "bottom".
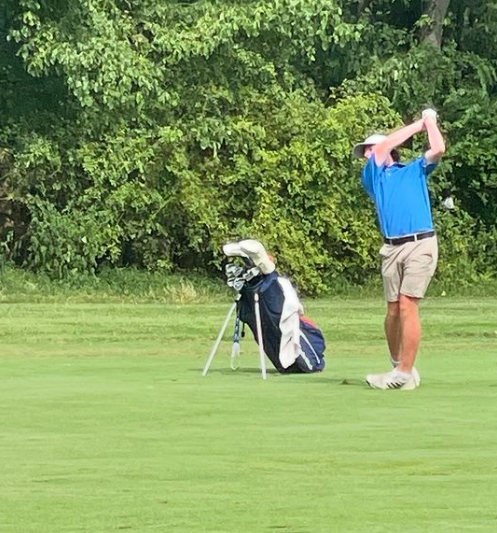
{"left": 380, "top": 236, "right": 438, "bottom": 302}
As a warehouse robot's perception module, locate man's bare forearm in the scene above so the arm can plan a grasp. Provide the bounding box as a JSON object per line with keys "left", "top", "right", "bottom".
{"left": 424, "top": 116, "right": 445, "bottom": 163}
{"left": 373, "top": 120, "right": 425, "bottom": 165}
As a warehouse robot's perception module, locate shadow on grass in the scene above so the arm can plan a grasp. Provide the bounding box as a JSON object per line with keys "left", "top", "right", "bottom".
{"left": 198, "top": 367, "right": 279, "bottom": 375}
{"left": 317, "top": 378, "right": 366, "bottom": 387}
{"left": 197, "top": 367, "right": 366, "bottom": 386}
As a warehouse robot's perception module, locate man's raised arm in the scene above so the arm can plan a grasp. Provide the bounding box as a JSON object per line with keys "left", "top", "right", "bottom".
{"left": 372, "top": 119, "right": 425, "bottom": 166}
{"left": 423, "top": 110, "right": 446, "bottom": 164}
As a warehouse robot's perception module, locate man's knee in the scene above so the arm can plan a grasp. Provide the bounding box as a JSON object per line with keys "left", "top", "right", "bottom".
{"left": 399, "top": 294, "right": 420, "bottom": 316}
{"left": 387, "top": 301, "right": 400, "bottom": 318}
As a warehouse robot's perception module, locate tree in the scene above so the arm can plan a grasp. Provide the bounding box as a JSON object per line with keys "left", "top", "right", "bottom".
{"left": 0, "top": 0, "right": 496, "bottom": 291}
{"left": 420, "top": 0, "right": 451, "bottom": 49}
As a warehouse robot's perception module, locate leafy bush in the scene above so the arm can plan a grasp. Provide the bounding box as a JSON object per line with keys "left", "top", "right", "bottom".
{"left": 0, "top": 0, "right": 495, "bottom": 293}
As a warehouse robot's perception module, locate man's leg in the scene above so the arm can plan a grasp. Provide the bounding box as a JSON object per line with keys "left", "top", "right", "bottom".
{"left": 397, "top": 294, "right": 421, "bottom": 373}
{"left": 385, "top": 301, "right": 401, "bottom": 364}
{"left": 367, "top": 239, "right": 434, "bottom": 390}
{"left": 367, "top": 296, "right": 420, "bottom": 390}
{"left": 395, "top": 237, "right": 437, "bottom": 375}
{"left": 367, "top": 244, "right": 419, "bottom": 389}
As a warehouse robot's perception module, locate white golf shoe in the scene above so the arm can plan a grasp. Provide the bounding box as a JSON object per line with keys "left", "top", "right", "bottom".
{"left": 411, "top": 367, "right": 421, "bottom": 388}
{"left": 391, "top": 360, "right": 421, "bottom": 388}
{"left": 366, "top": 369, "right": 418, "bottom": 390}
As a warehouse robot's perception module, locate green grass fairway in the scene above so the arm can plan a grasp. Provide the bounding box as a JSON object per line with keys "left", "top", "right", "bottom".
{"left": 1, "top": 298, "right": 497, "bottom": 533}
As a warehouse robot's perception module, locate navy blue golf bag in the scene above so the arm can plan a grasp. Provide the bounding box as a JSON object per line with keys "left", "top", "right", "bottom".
{"left": 238, "top": 271, "right": 326, "bottom": 374}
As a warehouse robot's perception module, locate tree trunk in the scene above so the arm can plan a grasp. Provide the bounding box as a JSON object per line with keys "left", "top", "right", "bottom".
{"left": 420, "top": 0, "right": 451, "bottom": 49}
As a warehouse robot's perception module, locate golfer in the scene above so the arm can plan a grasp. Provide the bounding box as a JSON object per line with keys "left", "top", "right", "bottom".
{"left": 353, "top": 109, "right": 445, "bottom": 390}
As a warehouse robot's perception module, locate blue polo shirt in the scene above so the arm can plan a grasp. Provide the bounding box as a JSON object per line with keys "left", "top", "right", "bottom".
{"left": 362, "top": 156, "right": 437, "bottom": 238}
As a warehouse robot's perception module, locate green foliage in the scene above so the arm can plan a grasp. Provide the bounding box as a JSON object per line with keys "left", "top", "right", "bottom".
{"left": 435, "top": 209, "right": 497, "bottom": 286}
{"left": 25, "top": 198, "right": 120, "bottom": 277}
{"left": 0, "top": 262, "right": 229, "bottom": 303}
{"left": 0, "top": 0, "right": 496, "bottom": 292}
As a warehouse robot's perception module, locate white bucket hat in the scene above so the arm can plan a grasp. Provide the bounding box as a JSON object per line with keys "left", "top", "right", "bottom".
{"left": 352, "top": 133, "right": 387, "bottom": 158}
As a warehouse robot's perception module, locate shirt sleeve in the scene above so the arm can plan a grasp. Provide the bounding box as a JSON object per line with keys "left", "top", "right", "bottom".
{"left": 413, "top": 156, "right": 438, "bottom": 179}
{"left": 361, "top": 157, "right": 382, "bottom": 198}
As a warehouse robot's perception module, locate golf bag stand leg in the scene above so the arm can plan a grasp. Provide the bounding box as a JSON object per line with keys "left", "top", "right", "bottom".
{"left": 254, "top": 293, "right": 267, "bottom": 380}
{"left": 202, "top": 300, "right": 238, "bottom": 376}
{"left": 230, "top": 309, "right": 243, "bottom": 371}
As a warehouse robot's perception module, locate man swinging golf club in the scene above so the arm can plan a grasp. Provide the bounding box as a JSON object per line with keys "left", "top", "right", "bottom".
{"left": 353, "top": 109, "right": 445, "bottom": 390}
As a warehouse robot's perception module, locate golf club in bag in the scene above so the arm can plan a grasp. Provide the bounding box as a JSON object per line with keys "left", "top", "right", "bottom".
{"left": 202, "top": 240, "right": 326, "bottom": 379}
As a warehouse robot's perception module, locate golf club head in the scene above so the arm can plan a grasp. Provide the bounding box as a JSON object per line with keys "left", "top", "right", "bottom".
{"left": 224, "top": 261, "right": 263, "bottom": 292}
{"left": 225, "top": 263, "right": 244, "bottom": 287}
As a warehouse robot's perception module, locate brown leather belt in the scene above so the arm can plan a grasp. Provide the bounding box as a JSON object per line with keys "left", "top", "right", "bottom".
{"left": 384, "top": 231, "right": 435, "bottom": 246}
